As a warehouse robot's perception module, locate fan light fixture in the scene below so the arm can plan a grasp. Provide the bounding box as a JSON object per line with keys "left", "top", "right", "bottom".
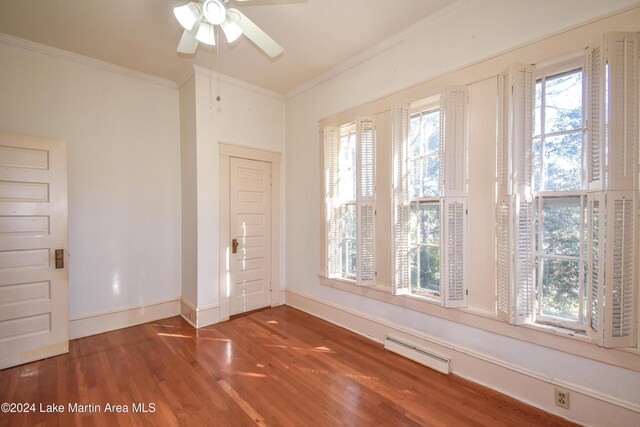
{"left": 173, "top": 0, "right": 284, "bottom": 57}
{"left": 174, "top": 2, "right": 202, "bottom": 31}
{"left": 220, "top": 16, "right": 242, "bottom": 43}
{"left": 203, "top": 0, "right": 226, "bottom": 25}
{"left": 196, "top": 22, "right": 216, "bottom": 45}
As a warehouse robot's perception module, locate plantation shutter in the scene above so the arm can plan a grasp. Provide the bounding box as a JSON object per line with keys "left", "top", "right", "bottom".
{"left": 603, "top": 192, "right": 636, "bottom": 347}
{"left": 496, "top": 64, "right": 535, "bottom": 324}
{"left": 496, "top": 67, "right": 512, "bottom": 322}
{"left": 586, "top": 192, "right": 605, "bottom": 345}
{"left": 514, "top": 197, "right": 534, "bottom": 324}
{"left": 356, "top": 117, "right": 375, "bottom": 286}
{"left": 586, "top": 44, "right": 604, "bottom": 191}
{"left": 587, "top": 192, "right": 637, "bottom": 348}
{"left": 324, "top": 126, "right": 341, "bottom": 278}
{"left": 585, "top": 32, "right": 638, "bottom": 348}
{"left": 441, "top": 87, "right": 468, "bottom": 307}
{"left": 392, "top": 105, "right": 411, "bottom": 295}
{"left": 443, "top": 198, "right": 467, "bottom": 307}
{"left": 443, "top": 86, "right": 468, "bottom": 196}
{"left": 496, "top": 198, "right": 511, "bottom": 322}
{"left": 605, "top": 32, "right": 638, "bottom": 192}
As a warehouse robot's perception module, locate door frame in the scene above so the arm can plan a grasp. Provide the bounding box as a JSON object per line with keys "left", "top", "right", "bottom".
{"left": 218, "top": 142, "right": 281, "bottom": 321}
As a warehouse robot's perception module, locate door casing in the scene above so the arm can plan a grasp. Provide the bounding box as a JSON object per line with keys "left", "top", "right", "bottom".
{"left": 218, "top": 142, "right": 281, "bottom": 321}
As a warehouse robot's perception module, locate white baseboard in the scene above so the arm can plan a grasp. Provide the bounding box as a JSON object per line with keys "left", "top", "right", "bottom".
{"left": 284, "top": 290, "right": 640, "bottom": 427}
{"left": 69, "top": 298, "right": 180, "bottom": 339}
{"left": 180, "top": 298, "right": 220, "bottom": 328}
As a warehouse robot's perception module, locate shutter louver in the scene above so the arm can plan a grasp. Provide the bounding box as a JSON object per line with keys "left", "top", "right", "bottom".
{"left": 605, "top": 32, "right": 638, "bottom": 192}
{"left": 442, "top": 86, "right": 468, "bottom": 307}
{"left": 443, "top": 198, "right": 467, "bottom": 307}
{"left": 586, "top": 193, "right": 604, "bottom": 344}
{"left": 392, "top": 105, "right": 411, "bottom": 295}
{"left": 586, "top": 45, "right": 604, "bottom": 190}
{"left": 496, "top": 64, "right": 535, "bottom": 325}
{"left": 603, "top": 192, "right": 636, "bottom": 348}
{"left": 514, "top": 198, "right": 534, "bottom": 324}
{"left": 512, "top": 65, "right": 534, "bottom": 196}
{"left": 324, "top": 126, "right": 341, "bottom": 278}
{"left": 443, "top": 87, "right": 468, "bottom": 196}
{"left": 496, "top": 197, "right": 512, "bottom": 322}
{"left": 585, "top": 32, "right": 638, "bottom": 348}
{"left": 356, "top": 117, "right": 375, "bottom": 286}
{"left": 497, "top": 71, "right": 510, "bottom": 201}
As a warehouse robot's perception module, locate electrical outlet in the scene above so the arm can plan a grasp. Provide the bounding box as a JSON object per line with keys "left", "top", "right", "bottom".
{"left": 555, "top": 388, "right": 570, "bottom": 409}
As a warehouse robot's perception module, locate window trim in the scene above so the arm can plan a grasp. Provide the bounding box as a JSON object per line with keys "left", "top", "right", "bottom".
{"left": 532, "top": 59, "right": 587, "bottom": 329}
{"left": 408, "top": 100, "right": 443, "bottom": 298}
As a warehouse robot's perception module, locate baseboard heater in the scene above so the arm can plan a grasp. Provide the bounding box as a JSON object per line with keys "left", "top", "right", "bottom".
{"left": 384, "top": 335, "right": 450, "bottom": 375}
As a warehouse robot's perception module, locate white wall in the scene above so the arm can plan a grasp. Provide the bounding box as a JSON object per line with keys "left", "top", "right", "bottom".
{"left": 0, "top": 40, "right": 181, "bottom": 319}
{"left": 180, "top": 68, "right": 285, "bottom": 323}
{"left": 179, "top": 76, "right": 198, "bottom": 307}
{"left": 284, "top": 0, "right": 640, "bottom": 425}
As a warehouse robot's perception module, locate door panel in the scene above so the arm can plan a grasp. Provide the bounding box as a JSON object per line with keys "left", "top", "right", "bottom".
{"left": 229, "top": 158, "right": 271, "bottom": 316}
{"left": 0, "top": 131, "right": 68, "bottom": 369}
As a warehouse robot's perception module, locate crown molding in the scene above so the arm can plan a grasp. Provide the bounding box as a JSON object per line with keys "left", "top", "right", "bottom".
{"left": 0, "top": 32, "right": 178, "bottom": 90}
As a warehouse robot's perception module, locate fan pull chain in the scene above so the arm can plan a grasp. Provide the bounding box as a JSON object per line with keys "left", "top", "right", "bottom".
{"left": 216, "top": 25, "right": 221, "bottom": 102}
{"left": 209, "top": 44, "right": 213, "bottom": 110}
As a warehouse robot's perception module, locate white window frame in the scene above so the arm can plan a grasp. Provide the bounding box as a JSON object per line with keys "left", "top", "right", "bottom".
{"left": 498, "top": 31, "right": 638, "bottom": 349}
{"left": 408, "top": 102, "right": 442, "bottom": 299}
{"left": 393, "top": 88, "right": 468, "bottom": 308}
{"left": 324, "top": 118, "right": 376, "bottom": 287}
{"left": 532, "top": 60, "right": 588, "bottom": 330}
{"left": 338, "top": 123, "right": 357, "bottom": 280}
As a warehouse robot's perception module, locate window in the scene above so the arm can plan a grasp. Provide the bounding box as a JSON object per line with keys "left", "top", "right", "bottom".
{"left": 409, "top": 107, "right": 442, "bottom": 296}
{"left": 533, "top": 65, "right": 587, "bottom": 328}
{"left": 338, "top": 124, "right": 357, "bottom": 279}
{"left": 497, "top": 31, "right": 638, "bottom": 348}
{"left": 393, "top": 88, "right": 468, "bottom": 307}
{"left": 325, "top": 119, "right": 376, "bottom": 286}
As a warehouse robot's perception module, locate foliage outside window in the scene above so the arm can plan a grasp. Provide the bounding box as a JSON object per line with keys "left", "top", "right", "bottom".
{"left": 325, "top": 119, "right": 376, "bottom": 286}
{"left": 408, "top": 108, "right": 441, "bottom": 296}
{"left": 533, "top": 66, "right": 587, "bottom": 328}
{"left": 338, "top": 125, "right": 357, "bottom": 279}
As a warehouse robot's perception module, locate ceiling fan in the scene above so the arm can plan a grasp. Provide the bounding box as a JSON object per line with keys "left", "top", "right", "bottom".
{"left": 173, "top": 0, "right": 284, "bottom": 58}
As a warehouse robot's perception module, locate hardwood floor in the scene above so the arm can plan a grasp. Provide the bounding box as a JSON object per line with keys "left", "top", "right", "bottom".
{"left": 0, "top": 306, "right": 575, "bottom": 426}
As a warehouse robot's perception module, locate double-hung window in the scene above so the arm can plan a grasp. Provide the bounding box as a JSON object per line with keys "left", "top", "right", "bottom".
{"left": 533, "top": 64, "right": 587, "bottom": 328}
{"left": 497, "top": 32, "right": 638, "bottom": 348}
{"left": 408, "top": 105, "right": 442, "bottom": 296}
{"left": 337, "top": 124, "right": 357, "bottom": 279}
{"left": 325, "top": 119, "right": 376, "bottom": 286}
{"left": 393, "top": 89, "right": 468, "bottom": 307}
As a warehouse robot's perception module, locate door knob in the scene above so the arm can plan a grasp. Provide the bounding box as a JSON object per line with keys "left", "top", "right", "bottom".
{"left": 232, "top": 238, "right": 239, "bottom": 254}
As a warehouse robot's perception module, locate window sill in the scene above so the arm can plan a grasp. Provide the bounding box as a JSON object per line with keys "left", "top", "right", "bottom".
{"left": 316, "top": 273, "right": 640, "bottom": 372}
{"left": 402, "top": 291, "right": 441, "bottom": 305}
{"left": 525, "top": 322, "right": 590, "bottom": 343}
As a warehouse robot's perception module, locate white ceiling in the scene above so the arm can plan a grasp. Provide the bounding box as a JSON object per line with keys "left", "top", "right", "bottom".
{"left": 0, "top": 0, "right": 457, "bottom": 94}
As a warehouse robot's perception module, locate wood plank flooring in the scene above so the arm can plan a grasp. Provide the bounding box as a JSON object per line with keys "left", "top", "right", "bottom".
{"left": 0, "top": 306, "right": 576, "bottom": 426}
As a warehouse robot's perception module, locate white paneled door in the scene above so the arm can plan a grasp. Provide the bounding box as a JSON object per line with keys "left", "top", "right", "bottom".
{"left": 0, "top": 131, "right": 68, "bottom": 369}
{"left": 229, "top": 157, "right": 271, "bottom": 316}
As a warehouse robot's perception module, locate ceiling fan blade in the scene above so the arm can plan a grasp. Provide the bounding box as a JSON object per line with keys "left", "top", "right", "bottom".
{"left": 177, "top": 27, "right": 199, "bottom": 54}
{"left": 227, "top": 8, "right": 283, "bottom": 57}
